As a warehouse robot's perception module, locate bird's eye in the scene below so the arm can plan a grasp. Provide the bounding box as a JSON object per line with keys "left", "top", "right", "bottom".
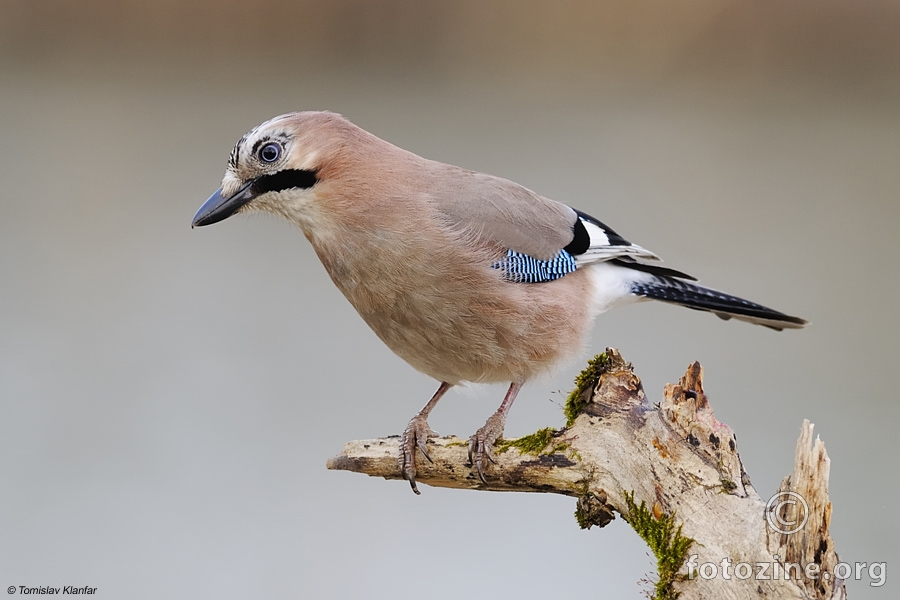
{"left": 259, "top": 142, "right": 282, "bottom": 163}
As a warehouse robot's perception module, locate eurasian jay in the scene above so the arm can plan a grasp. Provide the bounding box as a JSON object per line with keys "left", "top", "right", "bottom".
{"left": 192, "top": 111, "right": 805, "bottom": 494}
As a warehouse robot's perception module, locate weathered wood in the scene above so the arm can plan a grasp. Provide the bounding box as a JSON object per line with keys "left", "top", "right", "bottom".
{"left": 327, "top": 349, "right": 843, "bottom": 600}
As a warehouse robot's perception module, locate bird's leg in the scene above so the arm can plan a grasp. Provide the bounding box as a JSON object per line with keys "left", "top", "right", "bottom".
{"left": 400, "top": 382, "right": 451, "bottom": 495}
{"left": 467, "top": 382, "right": 523, "bottom": 484}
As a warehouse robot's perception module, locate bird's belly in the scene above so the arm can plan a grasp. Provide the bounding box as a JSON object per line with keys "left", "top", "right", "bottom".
{"left": 337, "top": 267, "right": 597, "bottom": 384}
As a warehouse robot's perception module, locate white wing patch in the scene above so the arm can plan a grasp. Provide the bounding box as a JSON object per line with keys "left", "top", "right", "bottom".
{"left": 581, "top": 219, "right": 610, "bottom": 246}
{"left": 574, "top": 219, "right": 660, "bottom": 266}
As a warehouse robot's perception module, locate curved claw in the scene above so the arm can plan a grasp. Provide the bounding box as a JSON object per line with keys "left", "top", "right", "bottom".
{"left": 399, "top": 413, "right": 438, "bottom": 495}
{"left": 417, "top": 439, "right": 433, "bottom": 463}
{"left": 474, "top": 448, "right": 489, "bottom": 485}
{"left": 467, "top": 427, "right": 502, "bottom": 484}
{"left": 466, "top": 436, "right": 483, "bottom": 484}
{"left": 466, "top": 382, "right": 519, "bottom": 485}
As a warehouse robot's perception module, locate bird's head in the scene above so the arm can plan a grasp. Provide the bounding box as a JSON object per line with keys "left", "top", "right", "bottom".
{"left": 191, "top": 111, "right": 351, "bottom": 228}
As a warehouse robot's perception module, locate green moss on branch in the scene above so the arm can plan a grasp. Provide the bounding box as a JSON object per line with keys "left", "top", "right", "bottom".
{"left": 623, "top": 491, "right": 694, "bottom": 600}
{"left": 496, "top": 427, "right": 555, "bottom": 455}
{"left": 564, "top": 352, "right": 609, "bottom": 426}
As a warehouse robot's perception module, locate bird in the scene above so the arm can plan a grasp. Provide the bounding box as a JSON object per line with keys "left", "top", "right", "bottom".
{"left": 192, "top": 111, "right": 806, "bottom": 494}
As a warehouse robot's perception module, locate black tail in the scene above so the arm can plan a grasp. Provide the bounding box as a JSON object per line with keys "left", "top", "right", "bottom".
{"left": 630, "top": 273, "right": 807, "bottom": 331}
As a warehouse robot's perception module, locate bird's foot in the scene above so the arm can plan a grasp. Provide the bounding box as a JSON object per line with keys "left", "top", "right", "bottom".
{"left": 467, "top": 411, "right": 506, "bottom": 484}
{"left": 399, "top": 413, "right": 438, "bottom": 495}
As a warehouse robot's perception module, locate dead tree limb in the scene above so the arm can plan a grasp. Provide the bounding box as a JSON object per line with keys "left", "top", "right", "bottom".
{"left": 327, "top": 349, "right": 844, "bottom": 600}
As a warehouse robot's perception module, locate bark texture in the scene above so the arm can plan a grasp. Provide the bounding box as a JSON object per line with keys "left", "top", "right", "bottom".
{"left": 327, "top": 349, "right": 843, "bottom": 600}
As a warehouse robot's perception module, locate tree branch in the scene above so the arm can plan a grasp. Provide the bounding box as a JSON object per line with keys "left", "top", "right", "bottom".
{"left": 327, "top": 349, "right": 844, "bottom": 600}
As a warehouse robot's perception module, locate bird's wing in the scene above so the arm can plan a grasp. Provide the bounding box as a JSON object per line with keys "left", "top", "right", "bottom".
{"left": 567, "top": 209, "right": 660, "bottom": 265}
{"left": 432, "top": 169, "right": 579, "bottom": 261}
{"left": 432, "top": 169, "right": 676, "bottom": 282}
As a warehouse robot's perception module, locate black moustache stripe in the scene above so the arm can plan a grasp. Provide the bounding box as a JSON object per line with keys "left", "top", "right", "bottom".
{"left": 252, "top": 169, "right": 318, "bottom": 194}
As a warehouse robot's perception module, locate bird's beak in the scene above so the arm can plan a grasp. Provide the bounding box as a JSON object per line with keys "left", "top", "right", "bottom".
{"left": 191, "top": 180, "right": 256, "bottom": 228}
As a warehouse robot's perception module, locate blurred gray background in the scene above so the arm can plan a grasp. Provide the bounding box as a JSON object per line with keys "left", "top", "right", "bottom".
{"left": 1, "top": 1, "right": 897, "bottom": 597}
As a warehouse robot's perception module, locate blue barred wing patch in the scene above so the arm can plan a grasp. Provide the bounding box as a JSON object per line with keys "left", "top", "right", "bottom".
{"left": 493, "top": 249, "right": 578, "bottom": 283}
